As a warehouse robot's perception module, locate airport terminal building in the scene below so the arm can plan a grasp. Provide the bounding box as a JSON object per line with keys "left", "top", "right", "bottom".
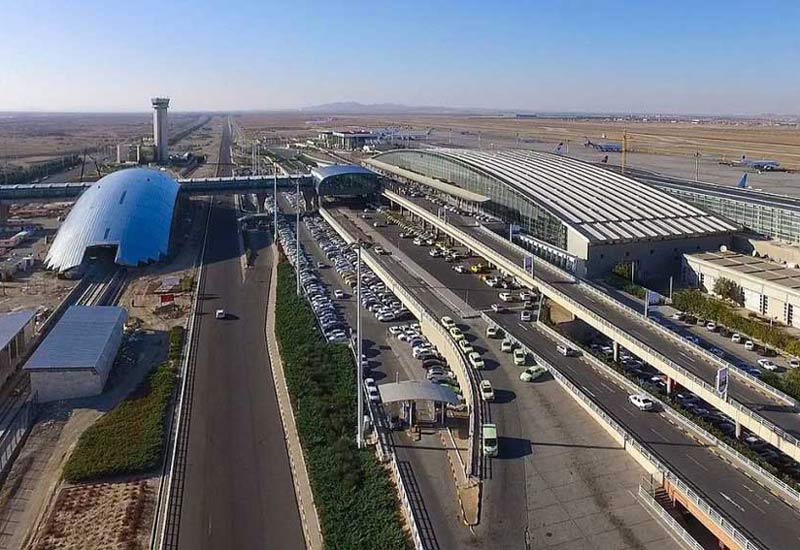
{"left": 368, "top": 148, "right": 737, "bottom": 279}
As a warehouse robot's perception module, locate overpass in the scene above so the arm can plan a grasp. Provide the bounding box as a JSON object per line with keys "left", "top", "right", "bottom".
{"left": 384, "top": 188, "right": 800, "bottom": 468}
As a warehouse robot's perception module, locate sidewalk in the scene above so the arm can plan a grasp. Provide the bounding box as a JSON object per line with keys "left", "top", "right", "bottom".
{"left": 264, "top": 245, "right": 323, "bottom": 550}
{"left": 439, "top": 426, "right": 480, "bottom": 526}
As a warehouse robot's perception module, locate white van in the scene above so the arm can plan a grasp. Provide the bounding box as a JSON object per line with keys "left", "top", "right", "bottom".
{"left": 556, "top": 344, "right": 572, "bottom": 356}
{"left": 482, "top": 423, "right": 498, "bottom": 457}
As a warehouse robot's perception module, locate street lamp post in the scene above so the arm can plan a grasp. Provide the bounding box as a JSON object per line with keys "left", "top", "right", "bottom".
{"left": 356, "top": 243, "right": 364, "bottom": 448}
{"left": 273, "top": 162, "right": 278, "bottom": 242}
{"left": 296, "top": 176, "right": 300, "bottom": 296}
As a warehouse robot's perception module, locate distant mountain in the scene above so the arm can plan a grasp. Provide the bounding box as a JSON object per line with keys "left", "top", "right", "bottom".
{"left": 299, "top": 101, "right": 501, "bottom": 115}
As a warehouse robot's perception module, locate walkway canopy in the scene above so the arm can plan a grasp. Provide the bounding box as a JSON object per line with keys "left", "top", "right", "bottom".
{"left": 378, "top": 380, "right": 460, "bottom": 404}
{"left": 311, "top": 164, "right": 380, "bottom": 197}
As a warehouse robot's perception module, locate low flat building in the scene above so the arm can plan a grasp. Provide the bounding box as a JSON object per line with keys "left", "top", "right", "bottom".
{"left": 0, "top": 310, "right": 37, "bottom": 387}
{"left": 25, "top": 305, "right": 127, "bottom": 402}
{"left": 683, "top": 250, "right": 800, "bottom": 327}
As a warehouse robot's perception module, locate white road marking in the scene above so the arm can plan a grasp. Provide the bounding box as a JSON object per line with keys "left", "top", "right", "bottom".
{"left": 600, "top": 382, "right": 614, "bottom": 392}
{"left": 685, "top": 454, "right": 709, "bottom": 471}
{"left": 582, "top": 386, "right": 596, "bottom": 398}
{"left": 737, "top": 492, "right": 767, "bottom": 514}
{"left": 649, "top": 427, "right": 669, "bottom": 442}
{"left": 719, "top": 491, "right": 746, "bottom": 513}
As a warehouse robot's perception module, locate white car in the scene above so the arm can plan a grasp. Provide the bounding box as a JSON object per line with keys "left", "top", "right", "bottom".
{"left": 490, "top": 303, "right": 504, "bottom": 313}
{"left": 486, "top": 325, "right": 500, "bottom": 338}
{"left": 520, "top": 310, "right": 532, "bottom": 322}
{"left": 556, "top": 344, "right": 573, "bottom": 356}
{"left": 334, "top": 289, "right": 345, "bottom": 299}
{"left": 501, "top": 339, "right": 514, "bottom": 353}
{"left": 449, "top": 327, "right": 465, "bottom": 341}
{"left": 731, "top": 333, "right": 741, "bottom": 343}
{"left": 453, "top": 264, "right": 468, "bottom": 273}
{"left": 629, "top": 394, "right": 655, "bottom": 411}
{"left": 790, "top": 358, "right": 800, "bottom": 369}
{"left": 458, "top": 339, "right": 474, "bottom": 354}
{"left": 468, "top": 351, "right": 485, "bottom": 369}
{"left": 388, "top": 325, "right": 405, "bottom": 336}
{"left": 758, "top": 359, "right": 778, "bottom": 371}
{"left": 744, "top": 340, "right": 755, "bottom": 351}
{"left": 519, "top": 290, "right": 534, "bottom": 302}
{"left": 706, "top": 321, "right": 717, "bottom": 331}
{"left": 520, "top": 366, "right": 547, "bottom": 382}
{"left": 441, "top": 316, "right": 455, "bottom": 329}
{"left": 498, "top": 292, "right": 514, "bottom": 302}
{"left": 479, "top": 380, "right": 495, "bottom": 401}
{"left": 513, "top": 348, "right": 526, "bottom": 366}
{"left": 671, "top": 311, "right": 685, "bottom": 320}
{"left": 215, "top": 309, "right": 226, "bottom": 319}
{"left": 364, "top": 378, "right": 380, "bottom": 402}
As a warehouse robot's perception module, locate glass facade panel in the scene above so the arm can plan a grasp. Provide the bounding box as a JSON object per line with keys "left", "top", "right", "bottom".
{"left": 377, "top": 151, "right": 567, "bottom": 249}
{"left": 662, "top": 187, "right": 800, "bottom": 244}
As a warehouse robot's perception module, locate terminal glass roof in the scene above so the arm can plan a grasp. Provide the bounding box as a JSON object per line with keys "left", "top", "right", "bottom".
{"left": 376, "top": 148, "right": 737, "bottom": 244}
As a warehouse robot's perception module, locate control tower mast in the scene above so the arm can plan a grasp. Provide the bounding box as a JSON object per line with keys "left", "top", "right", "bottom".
{"left": 151, "top": 97, "right": 170, "bottom": 163}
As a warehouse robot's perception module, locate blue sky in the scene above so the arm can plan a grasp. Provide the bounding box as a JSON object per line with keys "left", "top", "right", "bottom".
{"left": 0, "top": 0, "right": 798, "bottom": 114}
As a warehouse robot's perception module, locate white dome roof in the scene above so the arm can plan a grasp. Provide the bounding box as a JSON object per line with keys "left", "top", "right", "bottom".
{"left": 45, "top": 168, "right": 179, "bottom": 272}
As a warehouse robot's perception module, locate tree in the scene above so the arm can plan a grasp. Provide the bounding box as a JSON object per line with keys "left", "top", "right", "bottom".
{"left": 713, "top": 277, "right": 743, "bottom": 305}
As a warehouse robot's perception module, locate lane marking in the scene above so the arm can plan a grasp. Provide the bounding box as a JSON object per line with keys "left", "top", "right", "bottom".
{"left": 736, "top": 492, "right": 767, "bottom": 515}
{"left": 719, "top": 491, "right": 746, "bottom": 513}
{"left": 582, "top": 386, "right": 596, "bottom": 398}
{"left": 649, "top": 427, "right": 670, "bottom": 443}
{"left": 685, "top": 454, "right": 709, "bottom": 472}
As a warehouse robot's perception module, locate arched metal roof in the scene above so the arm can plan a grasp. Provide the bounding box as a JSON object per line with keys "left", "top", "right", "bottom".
{"left": 378, "top": 380, "right": 460, "bottom": 404}
{"left": 45, "top": 168, "right": 179, "bottom": 272}
{"left": 374, "top": 149, "right": 738, "bottom": 244}
{"left": 311, "top": 164, "right": 380, "bottom": 197}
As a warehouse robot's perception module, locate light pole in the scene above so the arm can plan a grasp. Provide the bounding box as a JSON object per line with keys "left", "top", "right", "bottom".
{"left": 273, "top": 162, "right": 278, "bottom": 242}
{"left": 355, "top": 242, "right": 364, "bottom": 448}
{"left": 296, "top": 176, "right": 300, "bottom": 296}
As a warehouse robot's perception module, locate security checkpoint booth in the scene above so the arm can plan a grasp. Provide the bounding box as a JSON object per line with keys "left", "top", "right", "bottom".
{"left": 378, "top": 380, "right": 461, "bottom": 428}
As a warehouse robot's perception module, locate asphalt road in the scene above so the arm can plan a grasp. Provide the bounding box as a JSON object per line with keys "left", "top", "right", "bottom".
{"left": 176, "top": 122, "right": 304, "bottom": 549}
{"left": 400, "top": 194, "right": 800, "bottom": 441}
{"left": 329, "top": 207, "right": 680, "bottom": 550}
{"left": 360, "top": 205, "right": 800, "bottom": 550}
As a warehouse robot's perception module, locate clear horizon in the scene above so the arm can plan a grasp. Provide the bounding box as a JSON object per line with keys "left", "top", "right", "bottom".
{"left": 1, "top": 0, "right": 798, "bottom": 115}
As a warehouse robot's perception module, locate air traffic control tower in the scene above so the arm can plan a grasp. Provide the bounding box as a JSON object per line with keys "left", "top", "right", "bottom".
{"left": 151, "top": 97, "right": 170, "bottom": 163}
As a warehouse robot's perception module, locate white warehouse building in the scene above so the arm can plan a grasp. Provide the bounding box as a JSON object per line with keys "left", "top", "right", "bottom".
{"left": 683, "top": 250, "right": 800, "bottom": 328}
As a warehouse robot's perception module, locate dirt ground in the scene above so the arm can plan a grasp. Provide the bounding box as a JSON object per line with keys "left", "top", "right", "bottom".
{"left": 31, "top": 479, "right": 155, "bottom": 550}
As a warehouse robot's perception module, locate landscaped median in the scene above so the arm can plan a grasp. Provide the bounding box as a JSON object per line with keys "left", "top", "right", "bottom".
{"left": 62, "top": 326, "right": 183, "bottom": 483}
{"left": 274, "top": 262, "right": 408, "bottom": 550}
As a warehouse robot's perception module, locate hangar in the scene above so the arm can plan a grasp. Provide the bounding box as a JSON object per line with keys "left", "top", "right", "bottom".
{"left": 44, "top": 168, "right": 179, "bottom": 273}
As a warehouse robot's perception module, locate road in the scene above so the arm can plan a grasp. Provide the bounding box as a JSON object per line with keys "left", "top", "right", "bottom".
{"left": 356, "top": 204, "right": 800, "bottom": 550}
{"left": 397, "top": 193, "right": 800, "bottom": 441}
{"left": 175, "top": 121, "right": 305, "bottom": 549}
{"left": 328, "top": 207, "right": 681, "bottom": 550}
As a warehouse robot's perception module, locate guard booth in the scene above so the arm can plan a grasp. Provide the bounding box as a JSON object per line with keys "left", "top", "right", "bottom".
{"left": 378, "top": 380, "right": 461, "bottom": 429}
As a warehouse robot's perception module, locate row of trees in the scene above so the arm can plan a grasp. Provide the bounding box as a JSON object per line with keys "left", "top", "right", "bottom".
{"left": 673, "top": 288, "right": 800, "bottom": 358}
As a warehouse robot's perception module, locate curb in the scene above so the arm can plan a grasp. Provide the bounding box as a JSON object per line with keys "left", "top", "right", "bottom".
{"left": 264, "top": 245, "right": 324, "bottom": 550}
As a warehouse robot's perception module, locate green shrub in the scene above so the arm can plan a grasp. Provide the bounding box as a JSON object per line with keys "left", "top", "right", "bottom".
{"left": 275, "top": 262, "right": 408, "bottom": 550}
{"left": 63, "top": 363, "right": 176, "bottom": 483}
{"left": 605, "top": 274, "right": 647, "bottom": 299}
{"left": 168, "top": 325, "right": 185, "bottom": 362}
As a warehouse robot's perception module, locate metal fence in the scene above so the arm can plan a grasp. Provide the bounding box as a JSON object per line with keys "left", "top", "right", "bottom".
{"left": 637, "top": 485, "right": 704, "bottom": 550}
{"left": 0, "top": 393, "right": 37, "bottom": 483}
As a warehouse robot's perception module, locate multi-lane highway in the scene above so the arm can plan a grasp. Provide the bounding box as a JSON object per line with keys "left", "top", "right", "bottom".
{"left": 394, "top": 193, "right": 800, "bottom": 441}
{"left": 173, "top": 122, "right": 305, "bottom": 549}
{"left": 336, "top": 203, "right": 800, "bottom": 550}
{"left": 326, "top": 207, "right": 683, "bottom": 549}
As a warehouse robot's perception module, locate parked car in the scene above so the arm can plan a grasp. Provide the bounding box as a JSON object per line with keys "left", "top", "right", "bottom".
{"left": 482, "top": 423, "right": 498, "bottom": 457}
{"left": 215, "top": 309, "right": 226, "bottom": 320}
{"left": 513, "top": 348, "right": 526, "bottom": 366}
{"left": 486, "top": 325, "right": 501, "bottom": 338}
{"left": 491, "top": 303, "right": 504, "bottom": 313}
{"left": 441, "top": 316, "right": 456, "bottom": 329}
{"left": 498, "top": 292, "right": 514, "bottom": 302}
{"left": 745, "top": 340, "right": 755, "bottom": 351}
{"left": 706, "top": 321, "right": 717, "bottom": 331}
{"left": 468, "top": 351, "right": 485, "bottom": 369}
{"left": 520, "top": 310, "right": 533, "bottom": 322}
{"left": 364, "top": 378, "right": 380, "bottom": 402}
{"left": 790, "top": 358, "right": 800, "bottom": 369}
{"left": 479, "top": 380, "right": 495, "bottom": 401}
{"left": 556, "top": 344, "right": 574, "bottom": 357}
{"left": 458, "top": 339, "right": 474, "bottom": 354}
{"left": 334, "top": 289, "right": 345, "bottom": 299}
{"left": 520, "top": 366, "right": 547, "bottom": 382}
{"left": 501, "top": 339, "right": 514, "bottom": 353}
{"left": 449, "top": 327, "right": 465, "bottom": 341}
{"left": 731, "top": 333, "right": 741, "bottom": 343}
{"left": 629, "top": 394, "right": 655, "bottom": 411}
{"left": 453, "top": 264, "right": 468, "bottom": 273}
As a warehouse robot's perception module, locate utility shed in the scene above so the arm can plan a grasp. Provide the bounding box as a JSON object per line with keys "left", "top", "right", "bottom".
{"left": 0, "top": 309, "right": 37, "bottom": 387}
{"left": 25, "top": 306, "right": 127, "bottom": 402}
